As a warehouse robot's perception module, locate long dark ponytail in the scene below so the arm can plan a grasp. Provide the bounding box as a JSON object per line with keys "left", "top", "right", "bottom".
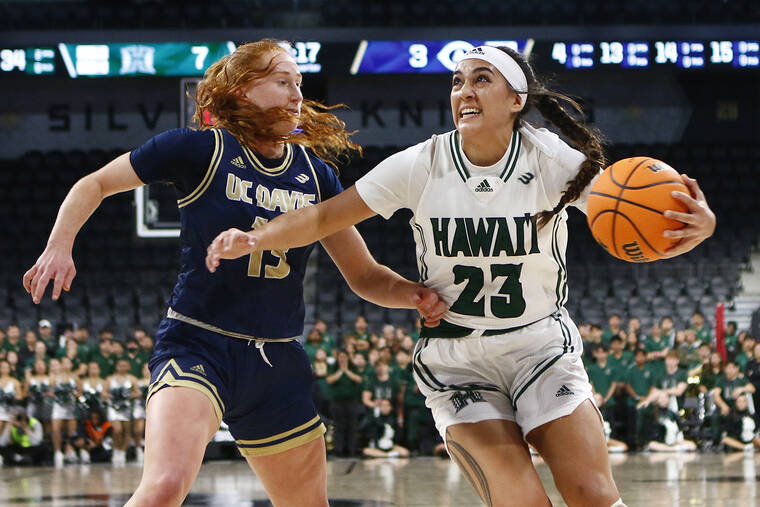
{"left": 498, "top": 47, "right": 606, "bottom": 227}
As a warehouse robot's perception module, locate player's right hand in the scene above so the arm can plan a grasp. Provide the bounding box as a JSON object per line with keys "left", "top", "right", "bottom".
{"left": 22, "top": 245, "right": 76, "bottom": 304}
{"left": 206, "top": 228, "right": 258, "bottom": 273}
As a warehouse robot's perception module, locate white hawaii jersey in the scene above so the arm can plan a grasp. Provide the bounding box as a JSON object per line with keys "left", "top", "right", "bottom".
{"left": 355, "top": 124, "right": 590, "bottom": 331}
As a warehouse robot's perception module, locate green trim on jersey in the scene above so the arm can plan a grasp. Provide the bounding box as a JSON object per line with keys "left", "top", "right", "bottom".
{"left": 449, "top": 131, "right": 471, "bottom": 182}
{"left": 499, "top": 130, "right": 521, "bottom": 181}
{"left": 550, "top": 215, "right": 568, "bottom": 310}
{"left": 412, "top": 221, "right": 429, "bottom": 281}
{"left": 449, "top": 130, "right": 522, "bottom": 184}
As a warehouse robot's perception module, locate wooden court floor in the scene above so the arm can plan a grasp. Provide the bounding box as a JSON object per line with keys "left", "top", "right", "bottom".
{"left": 0, "top": 453, "right": 757, "bottom": 506}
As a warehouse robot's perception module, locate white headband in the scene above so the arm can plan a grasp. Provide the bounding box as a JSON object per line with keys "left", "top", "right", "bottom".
{"left": 459, "top": 46, "right": 528, "bottom": 109}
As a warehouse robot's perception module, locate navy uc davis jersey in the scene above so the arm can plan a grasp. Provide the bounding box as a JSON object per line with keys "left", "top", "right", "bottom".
{"left": 130, "top": 128, "right": 343, "bottom": 338}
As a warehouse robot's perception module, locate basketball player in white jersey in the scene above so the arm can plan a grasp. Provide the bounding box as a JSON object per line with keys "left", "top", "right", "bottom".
{"left": 206, "top": 46, "right": 715, "bottom": 506}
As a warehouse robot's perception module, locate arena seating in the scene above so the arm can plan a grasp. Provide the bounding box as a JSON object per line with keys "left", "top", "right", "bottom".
{"left": 0, "top": 141, "right": 756, "bottom": 336}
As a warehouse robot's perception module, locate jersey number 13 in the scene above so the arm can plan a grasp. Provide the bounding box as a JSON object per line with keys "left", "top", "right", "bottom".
{"left": 247, "top": 217, "right": 290, "bottom": 279}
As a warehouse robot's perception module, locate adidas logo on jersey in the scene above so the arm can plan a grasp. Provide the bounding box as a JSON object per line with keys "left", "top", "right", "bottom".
{"left": 474, "top": 179, "right": 494, "bottom": 192}
{"left": 295, "top": 173, "right": 310, "bottom": 183}
{"left": 518, "top": 172, "right": 534, "bottom": 184}
{"left": 231, "top": 156, "right": 246, "bottom": 169}
{"left": 555, "top": 384, "right": 574, "bottom": 397}
{"left": 190, "top": 364, "right": 206, "bottom": 375}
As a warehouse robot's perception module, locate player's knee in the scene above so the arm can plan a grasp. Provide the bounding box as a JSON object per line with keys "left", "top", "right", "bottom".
{"left": 139, "top": 470, "right": 190, "bottom": 506}
{"left": 566, "top": 471, "right": 618, "bottom": 507}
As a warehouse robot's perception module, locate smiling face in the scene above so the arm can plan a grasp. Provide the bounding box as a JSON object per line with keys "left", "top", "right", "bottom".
{"left": 241, "top": 50, "right": 303, "bottom": 138}
{"left": 450, "top": 58, "right": 522, "bottom": 142}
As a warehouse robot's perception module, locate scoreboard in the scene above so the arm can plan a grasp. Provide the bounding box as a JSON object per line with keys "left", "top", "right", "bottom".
{"left": 550, "top": 40, "right": 760, "bottom": 69}
{"left": 2, "top": 39, "right": 758, "bottom": 78}
{"left": 0, "top": 41, "right": 323, "bottom": 77}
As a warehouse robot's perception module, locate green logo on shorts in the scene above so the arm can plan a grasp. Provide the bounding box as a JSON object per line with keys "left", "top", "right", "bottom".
{"left": 450, "top": 390, "right": 486, "bottom": 414}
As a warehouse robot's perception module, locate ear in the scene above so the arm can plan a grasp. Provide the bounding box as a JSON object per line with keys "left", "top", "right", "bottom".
{"left": 509, "top": 92, "right": 524, "bottom": 114}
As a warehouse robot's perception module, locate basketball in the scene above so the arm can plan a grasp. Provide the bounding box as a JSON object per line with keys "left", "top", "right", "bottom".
{"left": 587, "top": 157, "right": 690, "bottom": 262}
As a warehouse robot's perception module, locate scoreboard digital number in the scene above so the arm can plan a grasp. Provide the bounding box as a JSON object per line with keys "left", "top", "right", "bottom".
{"left": 550, "top": 40, "right": 760, "bottom": 69}
{"left": 57, "top": 42, "right": 236, "bottom": 77}
{"left": 0, "top": 41, "right": 323, "bottom": 78}
{"left": 350, "top": 39, "right": 534, "bottom": 74}
{"left": 0, "top": 47, "right": 56, "bottom": 74}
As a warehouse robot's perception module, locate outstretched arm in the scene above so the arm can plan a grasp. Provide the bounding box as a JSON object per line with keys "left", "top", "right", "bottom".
{"left": 321, "top": 227, "right": 447, "bottom": 326}
{"left": 206, "top": 186, "right": 374, "bottom": 268}
{"left": 662, "top": 174, "right": 716, "bottom": 258}
{"left": 206, "top": 186, "right": 448, "bottom": 325}
{"left": 22, "top": 153, "right": 144, "bottom": 303}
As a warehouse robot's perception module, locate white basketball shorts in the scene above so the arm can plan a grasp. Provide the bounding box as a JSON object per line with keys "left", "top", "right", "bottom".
{"left": 412, "top": 308, "right": 598, "bottom": 441}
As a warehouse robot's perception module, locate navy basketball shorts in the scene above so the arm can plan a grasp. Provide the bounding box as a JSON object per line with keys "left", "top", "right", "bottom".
{"left": 147, "top": 318, "right": 325, "bottom": 457}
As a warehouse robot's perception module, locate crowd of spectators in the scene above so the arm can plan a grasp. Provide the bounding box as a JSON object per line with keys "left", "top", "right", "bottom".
{"left": 306, "top": 316, "right": 445, "bottom": 459}
{"left": 0, "top": 321, "right": 152, "bottom": 467}
{"left": 583, "top": 311, "right": 760, "bottom": 454}
{"left": 1, "top": 307, "right": 758, "bottom": 468}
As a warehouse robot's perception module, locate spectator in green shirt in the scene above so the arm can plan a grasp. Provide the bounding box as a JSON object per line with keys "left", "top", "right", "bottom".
{"left": 588, "top": 344, "right": 619, "bottom": 438}
{"left": 735, "top": 334, "right": 755, "bottom": 373}
{"left": 660, "top": 316, "right": 676, "bottom": 349}
{"left": 712, "top": 360, "right": 756, "bottom": 445}
{"left": 4, "top": 325, "right": 21, "bottom": 355}
{"left": 303, "top": 327, "right": 333, "bottom": 363}
{"left": 326, "top": 349, "right": 364, "bottom": 457}
{"left": 137, "top": 334, "right": 153, "bottom": 363}
{"left": 601, "top": 314, "right": 622, "bottom": 346}
{"left": 125, "top": 338, "right": 146, "bottom": 377}
{"left": 73, "top": 328, "right": 92, "bottom": 364}
{"left": 313, "top": 318, "right": 336, "bottom": 351}
{"left": 723, "top": 321, "right": 739, "bottom": 357}
{"left": 651, "top": 351, "right": 688, "bottom": 410}
{"left": 713, "top": 360, "right": 755, "bottom": 414}
{"left": 607, "top": 335, "right": 633, "bottom": 372}
{"left": 23, "top": 341, "right": 49, "bottom": 378}
{"left": 624, "top": 348, "right": 656, "bottom": 449}
{"left": 690, "top": 311, "right": 712, "bottom": 344}
{"left": 700, "top": 350, "right": 724, "bottom": 393}
{"left": 18, "top": 330, "right": 38, "bottom": 374}
{"left": 676, "top": 328, "right": 701, "bottom": 370}
{"left": 37, "top": 320, "right": 57, "bottom": 357}
{"left": 643, "top": 322, "right": 669, "bottom": 380}
{"left": 345, "top": 315, "right": 371, "bottom": 355}
{"left": 361, "top": 361, "right": 399, "bottom": 413}
{"left": 91, "top": 339, "right": 115, "bottom": 379}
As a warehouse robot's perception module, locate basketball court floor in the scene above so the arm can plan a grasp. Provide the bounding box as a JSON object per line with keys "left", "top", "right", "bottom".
{"left": 0, "top": 453, "right": 757, "bottom": 506}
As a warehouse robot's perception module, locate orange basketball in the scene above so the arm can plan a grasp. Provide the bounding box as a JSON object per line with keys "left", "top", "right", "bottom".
{"left": 587, "top": 157, "right": 690, "bottom": 262}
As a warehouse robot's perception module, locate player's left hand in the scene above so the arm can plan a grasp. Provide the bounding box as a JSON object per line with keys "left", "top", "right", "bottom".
{"left": 206, "top": 228, "right": 258, "bottom": 272}
{"left": 662, "top": 174, "right": 716, "bottom": 258}
{"left": 411, "top": 288, "right": 449, "bottom": 328}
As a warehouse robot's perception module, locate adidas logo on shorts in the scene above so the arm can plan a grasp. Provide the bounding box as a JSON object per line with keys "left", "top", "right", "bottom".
{"left": 474, "top": 179, "right": 493, "bottom": 192}
{"left": 231, "top": 156, "right": 246, "bottom": 169}
{"left": 555, "top": 384, "right": 574, "bottom": 397}
{"left": 190, "top": 364, "right": 206, "bottom": 375}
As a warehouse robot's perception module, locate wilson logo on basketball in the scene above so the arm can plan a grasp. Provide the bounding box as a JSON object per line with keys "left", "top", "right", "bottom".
{"left": 622, "top": 241, "right": 650, "bottom": 262}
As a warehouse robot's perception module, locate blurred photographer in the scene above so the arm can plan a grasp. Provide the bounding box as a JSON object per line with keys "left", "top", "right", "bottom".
{"left": 0, "top": 408, "right": 45, "bottom": 466}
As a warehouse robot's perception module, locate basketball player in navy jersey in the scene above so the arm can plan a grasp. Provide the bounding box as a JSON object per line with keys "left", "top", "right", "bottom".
{"left": 207, "top": 46, "right": 715, "bottom": 506}
{"left": 23, "top": 39, "right": 446, "bottom": 506}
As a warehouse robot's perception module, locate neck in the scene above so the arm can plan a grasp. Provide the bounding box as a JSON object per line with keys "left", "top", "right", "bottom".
{"left": 252, "top": 141, "right": 285, "bottom": 159}
{"left": 460, "top": 124, "right": 514, "bottom": 166}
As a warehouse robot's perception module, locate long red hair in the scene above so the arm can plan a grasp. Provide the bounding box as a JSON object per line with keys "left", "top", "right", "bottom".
{"left": 192, "top": 39, "right": 360, "bottom": 169}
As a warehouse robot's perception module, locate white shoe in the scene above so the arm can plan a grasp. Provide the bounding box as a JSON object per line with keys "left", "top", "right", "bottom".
{"left": 79, "top": 449, "right": 91, "bottom": 464}
{"left": 0, "top": 454, "right": 4, "bottom": 467}
{"left": 64, "top": 451, "right": 78, "bottom": 464}
{"left": 135, "top": 446, "right": 144, "bottom": 464}
{"left": 54, "top": 451, "right": 64, "bottom": 468}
